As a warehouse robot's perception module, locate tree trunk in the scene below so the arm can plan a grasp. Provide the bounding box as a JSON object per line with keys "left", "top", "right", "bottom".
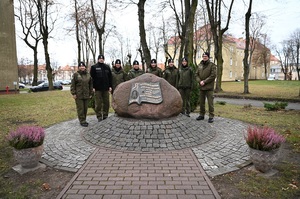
{"left": 33, "top": 49, "right": 38, "bottom": 86}
{"left": 184, "top": 0, "right": 198, "bottom": 63}
{"left": 243, "top": 0, "right": 252, "bottom": 94}
{"left": 215, "top": 32, "right": 224, "bottom": 92}
{"left": 43, "top": 36, "right": 53, "bottom": 90}
{"left": 74, "top": 0, "right": 81, "bottom": 64}
{"left": 297, "top": 43, "right": 300, "bottom": 80}
{"left": 137, "top": 0, "right": 151, "bottom": 68}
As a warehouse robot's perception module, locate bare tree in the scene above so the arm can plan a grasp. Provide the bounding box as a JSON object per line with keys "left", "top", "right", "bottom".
{"left": 91, "top": 0, "right": 107, "bottom": 55}
{"left": 34, "top": 0, "right": 57, "bottom": 90}
{"left": 137, "top": 0, "right": 151, "bottom": 69}
{"left": 168, "top": 0, "right": 198, "bottom": 66}
{"left": 161, "top": 18, "right": 181, "bottom": 66}
{"left": 248, "top": 12, "right": 266, "bottom": 79}
{"left": 15, "top": 0, "right": 42, "bottom": 86}
{"left": 204, "top": 0, "right": 234, "bottom": 92}
{"left": 193, "top": 1, "right": 212, "bottom": 65}
{"left": 276, "top": 41, "right": 291, "bottom": 80}
{"left": 74, "top": 0, "right": 81, "bottom": 64}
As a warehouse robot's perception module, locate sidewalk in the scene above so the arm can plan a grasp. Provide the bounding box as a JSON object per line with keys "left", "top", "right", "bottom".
{"left": 40, "top": 113, "right": 250, "bottom": 199}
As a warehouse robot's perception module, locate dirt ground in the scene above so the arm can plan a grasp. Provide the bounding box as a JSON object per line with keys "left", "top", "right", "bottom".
{"left": 211, "top": 143, "right": 300, "bottom": 199}
{"left": 2, "top": 165, "right": 74, "bottom": 199}
{"left": 2, "top": 143, "right": 299, "bottom": 199}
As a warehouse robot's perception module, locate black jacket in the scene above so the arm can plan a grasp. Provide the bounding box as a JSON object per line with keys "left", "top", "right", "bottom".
{"left": 90, "top": 62, "right": 112, "bottom": 91}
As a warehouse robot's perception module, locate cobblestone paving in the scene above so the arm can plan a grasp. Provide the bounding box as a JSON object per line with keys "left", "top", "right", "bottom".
{"left": 42, "top": 114, "right": 250, "bottom": 177}
{"left": 191, "top": 117, "right": 250, "bottom": 177}
{"left": 83, "top": 114, "right": 216, "bottom": 152}
{"left": 42, "top": 118, "right": 96, "bottom": 172}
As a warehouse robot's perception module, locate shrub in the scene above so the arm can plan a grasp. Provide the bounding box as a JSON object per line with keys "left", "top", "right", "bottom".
{"left": 6, "top": 125, "right": 45, "bottom": 150}
{"left": 263, "top": 102, "right": 288, "bottom": 111}
{"left": 245, "top": 126, "right": 285, "bottom": 151}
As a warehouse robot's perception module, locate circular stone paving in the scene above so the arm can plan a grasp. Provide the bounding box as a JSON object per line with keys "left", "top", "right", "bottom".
{"left": 83, "top": 114, "right": 216, "bottom": 152}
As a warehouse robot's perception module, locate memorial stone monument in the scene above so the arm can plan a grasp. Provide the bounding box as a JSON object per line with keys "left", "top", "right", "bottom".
{"left": 112, "top": 73, "right": 183, "bottom": 119}
{"left": 0, "top": 0, "right": 19, "bottom": 93}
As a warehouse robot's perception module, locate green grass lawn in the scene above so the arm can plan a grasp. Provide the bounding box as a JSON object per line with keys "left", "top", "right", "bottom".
{"left": 216, "top": 80, "right": 300, "bottom": 101}
{"left": 0, "top": 80, "right": 299, "bottom": 198}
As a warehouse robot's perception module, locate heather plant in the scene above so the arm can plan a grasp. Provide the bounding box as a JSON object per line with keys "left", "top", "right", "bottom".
{"left": 245, "top": 126, "right": 285, "bottom": 151}
{"left": 6, "top": 126, "right": 45, "bottom": 150}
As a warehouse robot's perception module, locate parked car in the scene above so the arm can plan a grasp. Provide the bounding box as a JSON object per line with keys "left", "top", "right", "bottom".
{"left": 30, "top": 82, "right": 63, "bottom": 92}
{"left": 62, "top": 80, "right": 71, "bottom": 85}
{"left": 55, "top": 80, "right": 64, "bottom": 85}
{"left": 37, "top": 80, "right": 45, "bottom": 85}
{"left": 19, "top": 83, "right": 26, "bottom": 89}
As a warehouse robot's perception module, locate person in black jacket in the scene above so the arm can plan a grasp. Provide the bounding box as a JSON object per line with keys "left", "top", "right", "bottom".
{"left": 90, "top": 55, "right": 112, "bottom": 121}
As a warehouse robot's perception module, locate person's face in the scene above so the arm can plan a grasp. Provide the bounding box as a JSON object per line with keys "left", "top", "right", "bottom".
{"left": 202, "top": 55, "right": 209, "bottom": 61}
{"left": 79, "top": 65, "right": 86, "bottom": 71}
{"left": 168, "top": 62, "right": 174, "bottom": 67}
{"left": 98, "top": 58, "right": 104, "bottom": 63}
{"left": 182, "top": 60, "right": 187, "bottom": 66}
{"left": 133, "top": 64, "right": 139, "bottom": 69}
{"left": 115, "top": 63, "right": 121, "bottom": 68}
{"left": 151, "top": 63, "right": 156, "bottom": 67}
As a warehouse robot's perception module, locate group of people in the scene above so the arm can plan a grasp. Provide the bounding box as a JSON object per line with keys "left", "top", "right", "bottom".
{"left": 70, "top": 52, "right": 216, "bottom": 127}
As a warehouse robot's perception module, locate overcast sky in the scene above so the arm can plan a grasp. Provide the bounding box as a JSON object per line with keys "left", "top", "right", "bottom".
{"left": 15, "top": 0, "right": 300, "bottom": 66}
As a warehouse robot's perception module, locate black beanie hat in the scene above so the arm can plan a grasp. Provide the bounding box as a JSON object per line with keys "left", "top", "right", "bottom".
{"left": 151, "top": 59, "right": 157, "bottom": 64}
{"left": 115, "top": 59, "right": 121, "bottom": 64}
{"left": 182, "top": 57, "right": 188, "bottom": 62}
{"left": 98, "top": 54, "right": 105, "bottom": 60}
{"left": 168, "top": 59, "right": 174, "bottom": 64}
{"left": 203, "top": 52, "right": 210, "bottom": 57}
{"left": 133, "top": 60, "right": 139, "bottom": 65}
{"left": 78, "top": 61, "right": 86, "bottom": 67}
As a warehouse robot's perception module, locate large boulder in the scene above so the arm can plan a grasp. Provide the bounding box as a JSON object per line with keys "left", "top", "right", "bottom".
{"left": 112, "top": 73, "right": 182, "bottom": 119}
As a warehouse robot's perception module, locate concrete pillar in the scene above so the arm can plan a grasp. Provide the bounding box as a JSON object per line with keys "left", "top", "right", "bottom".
{"left": 0, "top": 0, "right": 18, "bottom": 93}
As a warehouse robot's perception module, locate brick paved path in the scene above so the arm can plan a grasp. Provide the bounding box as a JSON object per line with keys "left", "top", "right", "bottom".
{"left": 57, "top": 148, "right": 220, "bottom": 199}
{"left": 44, "top": 113, "right": 251, "bottom": 199}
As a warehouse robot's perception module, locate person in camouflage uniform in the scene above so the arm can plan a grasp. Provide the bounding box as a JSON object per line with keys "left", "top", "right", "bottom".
{"left": 177, "top": 57, "right": 194, "bottom": 117}
{"left": 147, "top": 59, "right": 162, "bottom": 77}
{"left": 111, "top": 59, "right": 127, "bottom": 94}
{"left": 163, "top": 58, "right": 178, "bottom": 88}
{"left": 70, "top": 62, "right": 93, "bottom": 127}
{"left": 90, "top": 55, "right": 112, "bottom": 121}
{"left": 195, "top": 52, "right": 217, "bottom": 123}
{"left": 127, "top": 60, "right": 144, "bottom": 80}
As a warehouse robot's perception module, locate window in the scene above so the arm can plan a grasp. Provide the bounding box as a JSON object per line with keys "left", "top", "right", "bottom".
{"left": 230, "top": 71, "right": 232, "bottom": 78}
{"left": 230, "top": 58, "right": 233, "bottom": 66}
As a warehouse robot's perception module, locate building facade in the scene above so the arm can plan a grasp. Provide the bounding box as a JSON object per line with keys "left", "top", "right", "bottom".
{"left": 167, "top": 25, "right": 271, "bottom": 81}
{"left": 0, "top": 0, "right": 19, "bottom": 93}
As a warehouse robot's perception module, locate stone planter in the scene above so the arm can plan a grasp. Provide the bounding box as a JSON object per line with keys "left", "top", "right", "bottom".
{"left": 248, "top": 147, "right": 281, "bottom": 173}
{"left": 13, "top": 145, "right": 44, "bottom": 169}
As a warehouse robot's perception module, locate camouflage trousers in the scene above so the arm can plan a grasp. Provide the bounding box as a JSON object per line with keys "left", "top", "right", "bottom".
{"left": 94, "top": 90, "right": 110, "bottom": 120}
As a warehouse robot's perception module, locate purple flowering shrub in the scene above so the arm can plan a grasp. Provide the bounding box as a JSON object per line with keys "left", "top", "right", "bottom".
{"left": 245, "top": 126, "right": 285, "bottom": 151}
{"left": 6, "top": 125, "right": 45, "bottom": 150}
